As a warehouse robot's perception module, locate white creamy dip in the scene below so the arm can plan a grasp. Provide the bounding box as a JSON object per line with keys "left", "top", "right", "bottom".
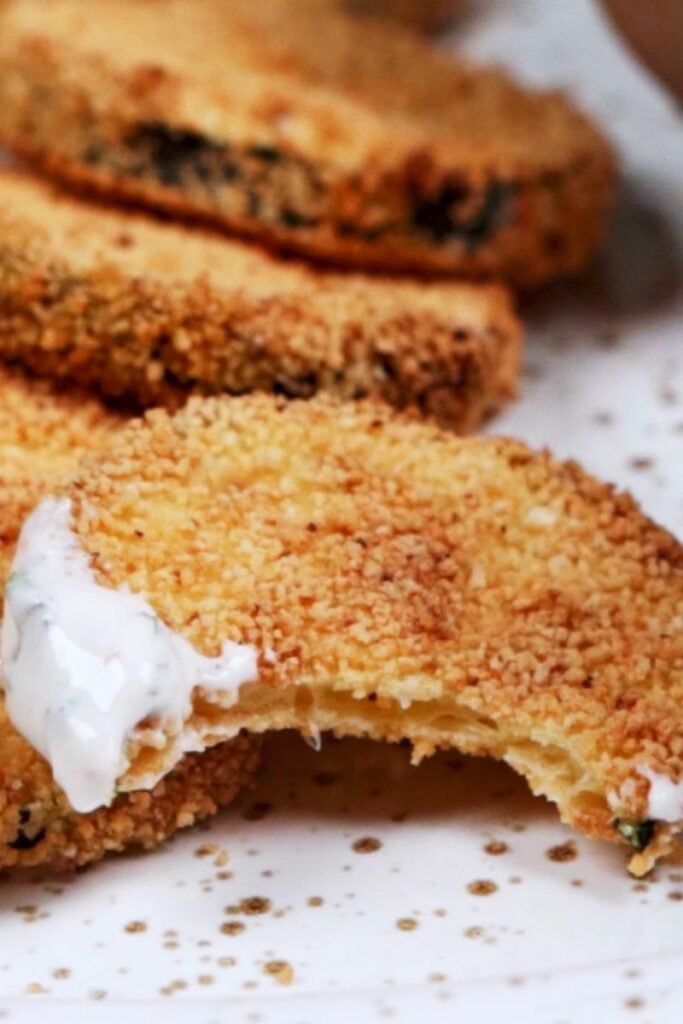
{"left": 640, "top": 766, "right": 683, "bottom": 822}
{"left": 0, "top": 498, "right": 258, "bottom": 813}
{"left": 609, "top": 766, "right": 683, "bottom": 824}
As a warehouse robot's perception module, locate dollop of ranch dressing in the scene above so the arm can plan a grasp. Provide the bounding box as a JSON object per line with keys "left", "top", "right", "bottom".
{"left": 640, "top": 765, "right": 683, "bottom": 822}
{"left": 0, "top": 498, "right": 258, "bottom": 813}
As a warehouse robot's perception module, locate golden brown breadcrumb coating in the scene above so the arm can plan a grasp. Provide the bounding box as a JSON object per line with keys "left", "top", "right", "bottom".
{"left": 32, "top": 393, "right": 680, "bottom": 872}
{"left": 0, "top": 171, "right": 520, "bottom": 429}
{"left": 0, "top": 368, "right": 261, "bottom": 870}
{"left": 0, "top": 364, "right": 123, "bottom": 582}
{"left": 0, "top": 0, "right": 615, "bottom": 285}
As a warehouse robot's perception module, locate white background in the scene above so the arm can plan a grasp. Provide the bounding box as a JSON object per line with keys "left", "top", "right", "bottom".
{"left": 1, "top": 1, "right": 682, "bottom": 1022}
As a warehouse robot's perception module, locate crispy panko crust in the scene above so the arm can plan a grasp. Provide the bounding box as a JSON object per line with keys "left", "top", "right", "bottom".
{"left": 0, "top": 0, "right": 615, "bottom": 285}
{"left": 0, "top": 367, "right": 261, "bottom": 870}
{"left": 0, "top": 363, "right": 124, "bottom": 581}
{"left": 50, "top": 394, "right": 682, "bottom": 871}
{"left": 0, "top": 171, "right": 520, "bottom": 429}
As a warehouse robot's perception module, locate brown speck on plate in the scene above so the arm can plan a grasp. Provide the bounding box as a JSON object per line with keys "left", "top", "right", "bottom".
{"left": 194, "top": 842, "right": 220, "bottom": 858}
{"left": 484, "top": 840, "right": 509, "bottom": 856}
{"left": 225, "top": 897, "right": 271, "bottom": 916}
{"left": 467, "top": 880, "right": 498, "bottom": 896}
{"left": 124, "top": 920, "right": 147, "bottom": 934}
{"left": 628, "top": 456, "right": 654, "bottom": 471}
{"left": 546, "top": 841, "right": 578, "bottom": 863}
{"left": 396, "top": 917, "right": 419, "bottom": 931}
{"left": 263, "top": 960, "right": 295, "bottom": 986}
{"left": 220, "top": 921, "right": 245, "bottom": 936}
{"left": 352, "top": 836, "right": 382, "bottom": 853}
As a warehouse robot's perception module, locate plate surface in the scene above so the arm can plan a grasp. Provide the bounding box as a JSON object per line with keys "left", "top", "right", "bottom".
{"left": 1, "top": 1, "right": 682, "bottom": 1022}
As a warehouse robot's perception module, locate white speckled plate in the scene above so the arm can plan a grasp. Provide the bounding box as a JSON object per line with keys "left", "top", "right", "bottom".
{"left": 1, "top": 2, "right": 682, "bottom": 1022}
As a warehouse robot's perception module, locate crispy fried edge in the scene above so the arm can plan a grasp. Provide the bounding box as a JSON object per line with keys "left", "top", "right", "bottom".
{"left": 0, "top": 5, "right": 616, "bottom": 284}
{"left": 0, "top": 172, "right": 521, "bottom": 428}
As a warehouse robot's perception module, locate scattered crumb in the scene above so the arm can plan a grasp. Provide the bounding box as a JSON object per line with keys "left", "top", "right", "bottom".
{"left": 467, "top": 880, "right": 498, "bottom": 896}
{"left": 307, "top": 897, "right": 324, "bottom": 907}
{"left": 53, "top": 968, "right": 71, "bottom": 980}
{"left": 546, "top": 842, "right": 578, "bottom": 863}
{"left": 25, "top": 983, "right": 48, "bottom": 995}
{"left": 124, "top": 921, "right": 147, "bottom": 934}
{"left": 464, "top": 926, "right": 483, "bottom": 939}
{"left": 225, "top": 897, "right": 271, "bottom": 916}
{"left": 263, "top": 960, "right": 295, "bottom": 986}
{"left": 484, "top": 840, "right": 509, "bottom": 856}
{"left": 396, "top": 918, "right": 418, "bottom": 931}
{"left": 159, "top": 979, "right": 188, "bottom": 997}
{"left": 195, "top": 843, "right": 219, "bottom": 858}
{"left": 220, "top": 921, "right": 246, "bottom": 936}
{"left": 628, "top": 456, "right": 653, "bottom": 472}
{"left": 352, "top": 837, "right": 382, "bottom": 854}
